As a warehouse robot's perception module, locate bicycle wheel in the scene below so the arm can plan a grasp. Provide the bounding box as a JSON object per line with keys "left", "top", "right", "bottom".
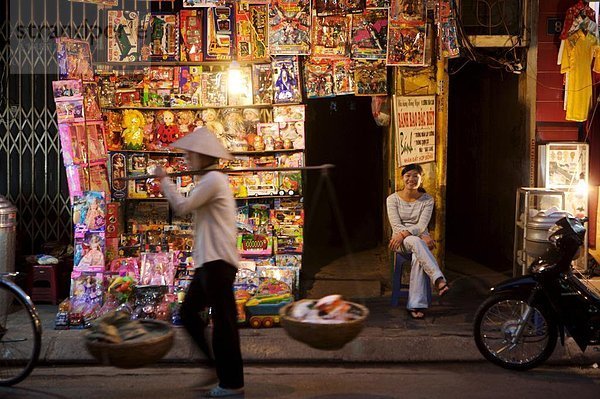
{"left": 0, "top": 281, "right": 42, "bottom": 385}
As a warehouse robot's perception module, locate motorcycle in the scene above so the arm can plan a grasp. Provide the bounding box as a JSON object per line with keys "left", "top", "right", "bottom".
{"left": 473, "top": 215, "right": 600, "bottom": 370}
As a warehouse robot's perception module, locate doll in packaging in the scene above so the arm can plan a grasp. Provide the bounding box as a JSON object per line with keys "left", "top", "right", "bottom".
{"left": 140, "top": 252, "right": 176, "bottom": 286}
{"left": 73, "top": 192, "right": 106, "bottom": 234}
{"left": 75, "top": 233, "right": 106, "bottom": 270}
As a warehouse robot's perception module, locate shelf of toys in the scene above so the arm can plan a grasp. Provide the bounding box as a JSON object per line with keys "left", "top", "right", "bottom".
{"left": 50, "top": 0, "right": 460, "bottom": 329}
{"left": 52, "top": 1, "right": 312, "bottom": 329}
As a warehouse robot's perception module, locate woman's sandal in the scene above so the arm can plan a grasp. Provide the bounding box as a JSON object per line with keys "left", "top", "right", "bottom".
{"left": 407, "top": 309, "right": 425, "bottom": 320}
{"left": 437, "top": 282, "right": 450, "bottom": 297}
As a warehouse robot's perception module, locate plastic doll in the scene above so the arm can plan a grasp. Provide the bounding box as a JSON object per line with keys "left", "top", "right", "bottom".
{"left": 149, "top": 262, "right": 166, "bottom": 286}
{"left": 254, "top": 134, "right": 265, "bottom": 151}
{"left": 223, "top": 109, "right": 247, "bottom": 151}
{"left": 193, "top": 111, "right": 205, "bottom": 129}
{"left": 84, "top": 197, "right": 104, "bottom": 231}
{"left": 263, "top": 135, "right": 274, "bottom": 151}
{"left": 157, "top": 110, "right": 180, "bottom": 146}
{"left": 242, "top": 108, "right": 260, "bottom": 134}
{"left": 84, "top": 84, "right": 102, "bottom": 120}
{"left": 275, "top": 65, "right": 297, "bottom": 102}
{"left": 111, "top": 154, "right": 126, "bottom": 190}
{"left": 176, "top": 110, "right": 195, "bottom": 135}
{"left": 201, "top": 108, "right": 226, "bottom": 145}
{"left": 146, "top": 160, "right": 163, "bottom": 198}
{"left": 142, "top": 111, "right": 156, "bottom": 150}
{"left": 87, "top": 126, "right": 106, "bottom": 162}
{"left": 122, "top": 109, "right": 146, "bottom": 150}
{"left": 77, "top": 235, "right": 105, "bottom": 270}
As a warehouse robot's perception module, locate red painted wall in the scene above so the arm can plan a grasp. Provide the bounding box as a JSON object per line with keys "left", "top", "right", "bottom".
{"left": 536, "top": 0, "right": 597, "bottom": 247}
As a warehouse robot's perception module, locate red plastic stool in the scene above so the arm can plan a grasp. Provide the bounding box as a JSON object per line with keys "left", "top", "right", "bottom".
{"left": 30, "top": 264, "right": 59, "bottom": 305}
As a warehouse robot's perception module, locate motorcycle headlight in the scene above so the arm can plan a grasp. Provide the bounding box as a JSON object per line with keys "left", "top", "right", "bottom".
{"left": 529, "top": 259, "right": 554, "bottom": 274}
{"left": 548, "top": 224, "right": 562, "bottom": 243}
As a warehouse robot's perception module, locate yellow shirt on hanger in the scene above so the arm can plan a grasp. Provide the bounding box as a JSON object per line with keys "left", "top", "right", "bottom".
{"left": 560, "top": 30, "right": 600, "bottom": 122}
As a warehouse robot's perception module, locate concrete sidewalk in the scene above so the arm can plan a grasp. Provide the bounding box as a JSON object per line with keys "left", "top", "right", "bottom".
{"left": 34, "top": 253, "right": 600, "bottom": 366}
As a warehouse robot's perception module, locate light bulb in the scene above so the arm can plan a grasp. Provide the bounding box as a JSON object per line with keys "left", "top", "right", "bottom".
{"left": 228, "top": 61, "right": 242, "bottom": 95}
{"left": 575, "top": 176, "right": 588, "bottom": 197}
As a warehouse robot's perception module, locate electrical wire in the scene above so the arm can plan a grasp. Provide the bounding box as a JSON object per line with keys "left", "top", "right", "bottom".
{"left": 451, "top": 0, "right": 525, "bottom": 74}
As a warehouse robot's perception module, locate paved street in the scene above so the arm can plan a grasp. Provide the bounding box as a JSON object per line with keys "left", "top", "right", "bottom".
{"left": 1, "top": 363, "right": 599, "bottom": 399}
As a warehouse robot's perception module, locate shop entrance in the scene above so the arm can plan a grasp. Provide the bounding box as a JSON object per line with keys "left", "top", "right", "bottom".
{"left": 302, "top": 96, "right": 384, "bottom": 279}
{"left": 446, "top": 62, "right": 529, "bottom": 271}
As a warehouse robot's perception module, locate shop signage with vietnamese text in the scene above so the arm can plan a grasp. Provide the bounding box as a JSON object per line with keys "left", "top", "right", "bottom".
{"left": 394, "top": 95, "right": 436, "bottom": 166}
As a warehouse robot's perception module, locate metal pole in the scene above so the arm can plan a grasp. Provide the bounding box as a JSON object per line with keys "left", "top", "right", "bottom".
{"left": 114, "top": 164, "right": 336, "bottom": 181}
{"left": 433, "top": 56, "right": 449, "bottom": 269}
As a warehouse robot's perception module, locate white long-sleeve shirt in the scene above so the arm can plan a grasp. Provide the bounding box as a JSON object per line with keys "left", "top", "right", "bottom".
{"left": 161, "top": 171, "right": 239, "bottom": 269}
{"left": 386, "top": 192, "right": 434, "bottom": 237}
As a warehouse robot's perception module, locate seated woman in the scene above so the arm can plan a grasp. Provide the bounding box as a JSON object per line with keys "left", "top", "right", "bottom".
{"left": 386, "top": 163, "right": 449, "bottom": 319}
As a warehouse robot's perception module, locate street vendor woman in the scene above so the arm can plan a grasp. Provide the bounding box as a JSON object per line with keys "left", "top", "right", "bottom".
{"left": 153, "top": 127, "right": 244, "bottom": 398}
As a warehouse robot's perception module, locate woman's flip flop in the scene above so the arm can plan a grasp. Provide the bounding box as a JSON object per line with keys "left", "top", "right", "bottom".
{"left": 407, "top": 309, "right": 425, "bottom": 320}
{"left": 437, "top": 282, "right": 450, "bottom": 297}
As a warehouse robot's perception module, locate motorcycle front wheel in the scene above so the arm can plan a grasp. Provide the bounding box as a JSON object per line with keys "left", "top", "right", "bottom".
{"left": 474, "top": 293, "right": 557, "bottom": 370}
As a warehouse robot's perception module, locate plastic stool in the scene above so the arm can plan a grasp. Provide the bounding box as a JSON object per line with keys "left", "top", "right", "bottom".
{"left": 390, "top": 253, "right": 432, "bottom": 307}
{"left": 30, "top": 264, "right": 59, "bottom": 305}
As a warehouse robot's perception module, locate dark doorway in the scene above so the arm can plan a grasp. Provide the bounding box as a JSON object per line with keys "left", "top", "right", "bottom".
{"left": 447, "top": 62, "right": 528, "bottom": 271}
{"left": 303, "top": 96, "right": 384, "bottom": 279}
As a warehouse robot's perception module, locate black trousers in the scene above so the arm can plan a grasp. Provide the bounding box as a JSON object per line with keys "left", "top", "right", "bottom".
{"left": 181, "top": 260, "right": 244, "bottom": 389}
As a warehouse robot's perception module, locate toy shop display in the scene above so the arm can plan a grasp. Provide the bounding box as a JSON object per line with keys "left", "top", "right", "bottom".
{"left": 244, "top": 278, "right": 294, "bottom": 328}
{"left": 52, "top": 0, "right": 464, "bottom": 331}
{"left": 140, "top": 13, "right": 180, "bottom": 61}
{"left": 204, "top": 2, "right": 235, "bottom": 61}
{"left": 268, "top": 0, "right": 312, "bottom": 56}
{"left": 435, "top": 0, "right": 460, "bottom": 59}
{"left": 73, "top": 192, "right": 107, "bottom": 271}
{"left": 272, "top": 56, "right": 303, "bottom": 104}
{"left": 236, "top": 3, "right": 269, "bottom": 61}
{"left": 354, "top": 59, "right": 388, "bottom": 96}
{"left": 387, "top": 24, "right": 427, "bottom": 66}
{"left": 56, "top": 38, "right": 94, "bottom": 81}
{"left": 350, "top": 8, "right": 389, "bottom": 60}
{"left": 179, "top": 10, "right": 204, "bottom": 61}
{"left": 387, "top": 0, "right": 427, "bottom": 66}
{"left": 107, "top": 10, "right": 140, "bottom": 62}
{"left": 311, "top": 15, "right": 351, "bottom": 57}
{"left": 252, "top": 63, "right": 274, "bottom": 105}
{"left": 54, "top": 38, "right": 109, "bottom": 203}
{"left": 315, "top": 0, "right": 366, "bottom": 16}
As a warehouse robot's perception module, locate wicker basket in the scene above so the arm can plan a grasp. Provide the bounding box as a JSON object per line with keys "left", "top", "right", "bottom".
{"left": 85, "top": 320, "right": 174, "bottom": 369}
{"left": 279, "top": 300, "right": 369, "bottom": 351}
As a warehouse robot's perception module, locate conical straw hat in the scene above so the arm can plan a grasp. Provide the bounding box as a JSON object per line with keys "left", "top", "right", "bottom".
{"left": 169, "top": 127, "right": 233, "bottom": 160}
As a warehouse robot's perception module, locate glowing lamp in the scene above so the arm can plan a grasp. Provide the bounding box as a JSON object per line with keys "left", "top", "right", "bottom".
{"left": 228, "top": 60, "right": 242, "bottom": 95}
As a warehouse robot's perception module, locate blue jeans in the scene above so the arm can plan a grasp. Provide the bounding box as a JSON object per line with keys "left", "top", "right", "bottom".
{"left": 401, "top": 236, "right": 445, "bottom": 310}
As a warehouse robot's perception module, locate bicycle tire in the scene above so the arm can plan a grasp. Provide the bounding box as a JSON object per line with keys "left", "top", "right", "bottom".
{"left": 0, "top": 279, "right": 42, "bottom": 386}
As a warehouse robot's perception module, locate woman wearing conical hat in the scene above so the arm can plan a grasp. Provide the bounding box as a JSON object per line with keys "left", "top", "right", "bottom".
{"left": 154, "top": 127, "right": 244, "bottom": 398}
